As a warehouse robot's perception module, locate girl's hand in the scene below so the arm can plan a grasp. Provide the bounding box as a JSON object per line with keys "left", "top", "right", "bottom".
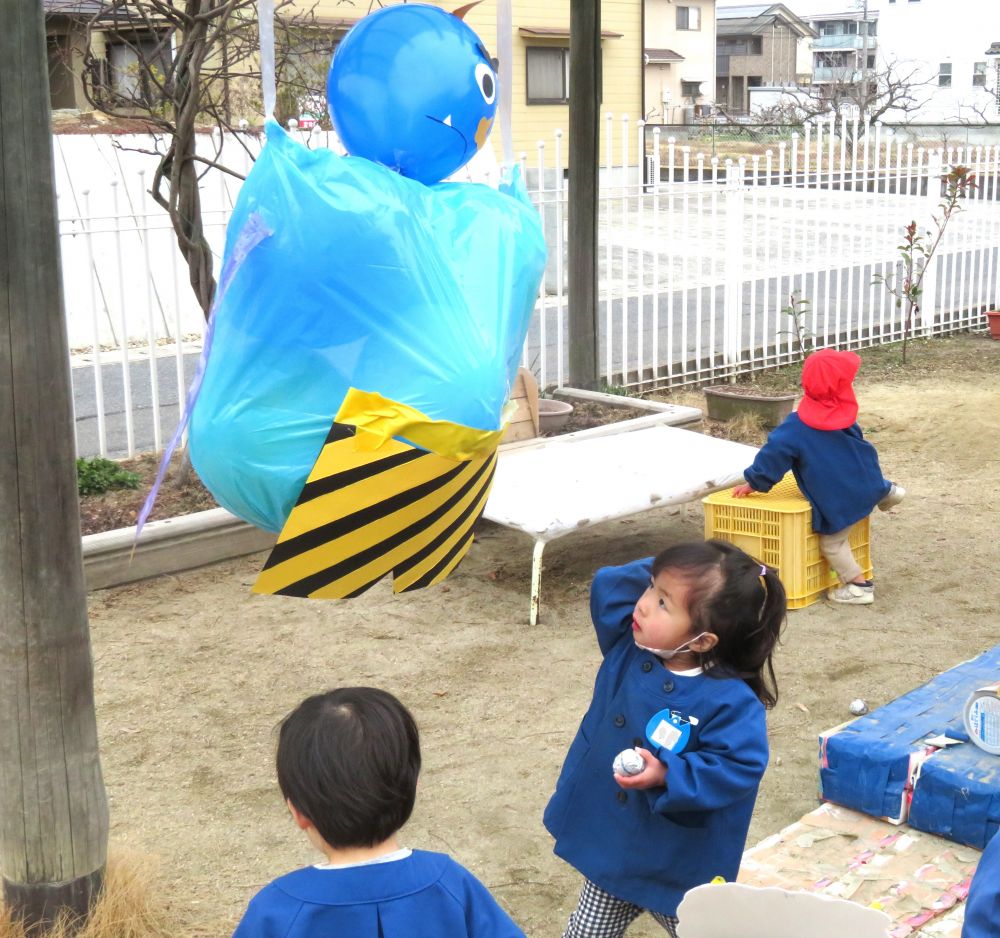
{"left": 731, "top": 483, "right": 755, "bottom": 497}
{"left": 614, "top": 747, "right": 667, "bottom": 790}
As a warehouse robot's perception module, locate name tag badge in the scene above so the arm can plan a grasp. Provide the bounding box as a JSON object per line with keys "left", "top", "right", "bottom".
{"left": 646, "top": 708, "right": 692, "bottom": 754}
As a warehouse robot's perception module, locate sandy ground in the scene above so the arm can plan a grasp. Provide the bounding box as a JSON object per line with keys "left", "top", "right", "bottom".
{"left": 86, "top": 338, "right": 1000, "bottom": 937}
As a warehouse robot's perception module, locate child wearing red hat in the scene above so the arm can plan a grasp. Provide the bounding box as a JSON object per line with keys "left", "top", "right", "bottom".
{"left": 731, "top": 349, "right": 903, "bottom": 605}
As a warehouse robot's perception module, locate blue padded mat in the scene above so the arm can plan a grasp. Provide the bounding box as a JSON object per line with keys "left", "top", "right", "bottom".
{"left": 909, "top": 742, "right": 1000, "bottom": 848}
{"left": 819, "top": 644, "right": 1000, "bottom": 846}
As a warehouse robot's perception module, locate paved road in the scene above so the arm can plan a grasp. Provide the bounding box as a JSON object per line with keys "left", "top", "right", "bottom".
{"left": 73, "top": 246, "right": 997, "bottom": 458}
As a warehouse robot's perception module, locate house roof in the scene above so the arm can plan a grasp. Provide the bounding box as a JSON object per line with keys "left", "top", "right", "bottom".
{"left": 519, "top": 26, "right": 624, "bottom": 40}
{"left": 807, "top": 10, "right": 880, "bottom": 20}
{"left": 645, "top": 48, "right": 684, "bottom": 64}
{"left": 716, "top": 4, "right": 816, "bottom": 38}
{"left": 43, "top": 0, "right": 107, "bottom": 14}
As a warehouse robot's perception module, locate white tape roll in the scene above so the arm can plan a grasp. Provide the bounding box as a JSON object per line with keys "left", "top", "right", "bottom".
{"left": 963, "top": 683, "right": 1000, "bottom": 755}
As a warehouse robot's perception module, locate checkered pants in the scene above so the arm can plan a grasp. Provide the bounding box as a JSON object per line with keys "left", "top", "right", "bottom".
{"left": 561, "top": 879, "right": 679, "bottom": 938}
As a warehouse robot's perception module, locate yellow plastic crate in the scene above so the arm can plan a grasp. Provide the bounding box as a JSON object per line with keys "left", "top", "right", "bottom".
{"left": 702, "top": 474, "right": 872, "bottom": 610}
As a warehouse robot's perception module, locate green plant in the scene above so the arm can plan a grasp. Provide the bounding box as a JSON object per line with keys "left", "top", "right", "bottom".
{"left": 778, "top": 291, "right": 814, "bottom": 362}
{"left": 598, "top": 379, "right": 632, "bottom": 396}
{"left": 874, "top": 165, "right": 977, "bottom": 363}
{"left": 76, "top": 457, "right": 141, "bottom": 497}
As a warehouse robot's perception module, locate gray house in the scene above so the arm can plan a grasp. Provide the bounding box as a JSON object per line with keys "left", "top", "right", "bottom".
{"left": 715, "top": 3, "right": 815, "bottom": 113}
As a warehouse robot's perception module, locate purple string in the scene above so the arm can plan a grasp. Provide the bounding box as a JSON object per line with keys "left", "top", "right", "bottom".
{"left": 133, "top": 213, "right": 272, "bottom": 545}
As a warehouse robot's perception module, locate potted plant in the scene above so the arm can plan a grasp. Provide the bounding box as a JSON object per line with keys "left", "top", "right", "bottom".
{"left": 703, "top": 292, "right": 811, "bottom": 429}
{"left": 987, "top": 310, "right": 1000, "bottom": 340}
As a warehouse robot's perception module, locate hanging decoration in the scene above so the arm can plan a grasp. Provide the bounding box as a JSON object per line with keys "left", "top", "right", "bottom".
{"left": 183, "top": 3, "right": 546, "bottom": 599}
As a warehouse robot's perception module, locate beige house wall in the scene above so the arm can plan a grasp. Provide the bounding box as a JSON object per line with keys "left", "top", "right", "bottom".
{"left": 303, "top": 0, "right": 642, "bottom": 168}
{"left": 45, "top": 19, "right": 90, "bottom": 110}
{"left": 643, "top": 0, "right": 715, "bottom": 124}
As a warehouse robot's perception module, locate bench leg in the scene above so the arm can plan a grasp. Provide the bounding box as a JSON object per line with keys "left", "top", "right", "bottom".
{"left": 530, "top": 539, "right": 545, "bottom": 626}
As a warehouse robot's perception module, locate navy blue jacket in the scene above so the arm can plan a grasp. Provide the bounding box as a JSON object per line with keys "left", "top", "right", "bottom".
{"left": 544, "top": 559, "right": 769, "bottom": 917}
{"left": 232, "top": 850, "right": 525, "bottom": 938}
{"left": 742, "top": 412, "right": 891, "bottom": 534}
{"left": 963, "top": 832, "right": 1000, "bottom": 938}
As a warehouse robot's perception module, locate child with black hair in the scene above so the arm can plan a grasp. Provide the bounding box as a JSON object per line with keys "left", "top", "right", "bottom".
{"left": 233, "top": 687, "right": 525, "bottom": 938}
{"left": 545, "top": 540, "right": 787, "bottom": 938}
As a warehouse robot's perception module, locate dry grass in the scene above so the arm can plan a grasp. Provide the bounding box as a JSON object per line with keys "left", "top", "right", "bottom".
{"left": 0, "top": 854, "right": 175, "bottom": 938}
{"left": 701, "top": 410, "right": 768, "bottom": 446}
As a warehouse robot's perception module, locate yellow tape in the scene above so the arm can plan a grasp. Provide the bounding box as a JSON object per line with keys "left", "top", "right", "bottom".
{"left": 335, "top": 388, "right": 514, "bottom": 461}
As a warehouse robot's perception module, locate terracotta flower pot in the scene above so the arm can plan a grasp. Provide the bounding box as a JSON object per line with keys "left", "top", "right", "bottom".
{"left": 538, "top": 398, "right": 574, "bottom": 433}
{"left": 987, "top": 310, "right": 1000, "bottom": 341}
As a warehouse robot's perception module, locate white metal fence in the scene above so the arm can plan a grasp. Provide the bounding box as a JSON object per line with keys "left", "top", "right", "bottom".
{"left": 524, "top": 111, "right": 1000, "bottom": 392}
{"left": 57, "top": 113, "right": 999, "bottom": 459}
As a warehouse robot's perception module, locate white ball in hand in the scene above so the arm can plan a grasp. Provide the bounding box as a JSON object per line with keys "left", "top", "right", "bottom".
{"left": 613, "top": 748, "right": 645, "bottom": 777}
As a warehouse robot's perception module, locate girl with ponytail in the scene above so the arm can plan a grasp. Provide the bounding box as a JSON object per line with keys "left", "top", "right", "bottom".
{"left": 545, "top": 539, "right": 787, "bottom": 937}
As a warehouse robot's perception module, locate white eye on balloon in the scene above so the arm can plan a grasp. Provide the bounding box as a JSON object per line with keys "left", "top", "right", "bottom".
{"left": 475, "top": 62, "right": 496, "bottom": 105}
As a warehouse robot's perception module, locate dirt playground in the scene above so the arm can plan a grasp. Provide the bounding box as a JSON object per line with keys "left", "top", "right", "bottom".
{"left": 84, "top": 336, "right": 1000, "bottom": 936}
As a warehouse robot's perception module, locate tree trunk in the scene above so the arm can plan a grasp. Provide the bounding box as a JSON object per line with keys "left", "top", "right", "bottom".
{"left": 0, "top": 1, "right": 109, "bottom": 929}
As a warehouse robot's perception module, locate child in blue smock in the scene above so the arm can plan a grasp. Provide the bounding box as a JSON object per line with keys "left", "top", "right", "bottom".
{"left": 962, "top": 831, "right": 1000, "bottom": 938}
{"left": 545, "top": 540, "right": 787, "bottom": 938}
{"left": 233, "top": 687, "right": 525, "bottom": 938}
{"left": 732, "top": 348, "right": 903, "bottom": 606}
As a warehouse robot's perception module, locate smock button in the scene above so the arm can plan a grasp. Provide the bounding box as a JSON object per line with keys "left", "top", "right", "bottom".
{"left": 633, "top": 737, "right": 644, "bottom": 748}
{"left": 662, "top": 680, "right": 675, "bottom": 693}
{"left": 641, "top": 661, "right": 653, "bottom": 673}
{"left": 617, "top": 791, "right": 628, "bottom": 803}
{"left": 613, "top": 714, "right": 626, "bottom": 728}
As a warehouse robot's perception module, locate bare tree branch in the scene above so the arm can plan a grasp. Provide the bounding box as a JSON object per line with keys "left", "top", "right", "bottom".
{"left": 759, "top": 57, "right": 933, "bottom": 127}
{"left": 65, "top": 0, "right": 332, "bottom": 319}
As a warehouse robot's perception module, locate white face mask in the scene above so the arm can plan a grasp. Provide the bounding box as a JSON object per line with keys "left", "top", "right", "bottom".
{"left": 635, "top": 632, "right": 709, "bottom": 660}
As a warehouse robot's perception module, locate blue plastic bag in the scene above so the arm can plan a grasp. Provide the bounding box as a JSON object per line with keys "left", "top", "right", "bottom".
{"left": 189, "top": 122, "right": 546, "bottom": 532}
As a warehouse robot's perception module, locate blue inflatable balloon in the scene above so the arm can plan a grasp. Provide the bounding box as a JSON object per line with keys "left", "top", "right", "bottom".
{"left": 187, "top": 122, "right": 546, "bottom": 533}
{"left": 327, "top": 4, "right": 499, "bottom": 185}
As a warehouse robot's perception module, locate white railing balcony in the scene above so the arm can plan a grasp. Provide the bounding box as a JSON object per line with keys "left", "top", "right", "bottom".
{"left": 813, "top": 65, "right": 863, "bottom": 83}
{"left": 812, "top": 34, "right": 876, "bottom": 51}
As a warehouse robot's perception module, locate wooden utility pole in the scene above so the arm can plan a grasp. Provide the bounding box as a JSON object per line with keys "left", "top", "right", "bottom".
{"left": 0, "top": 0, "right": 109, "bottom": 929}
{"left": 567, "top": 0, "right": 601, "bottom": 389}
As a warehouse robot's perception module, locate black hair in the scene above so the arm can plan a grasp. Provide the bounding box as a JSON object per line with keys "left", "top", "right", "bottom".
{"left": 276, "top": 687, "right": 421, "bottom": 848}
{"left": 651, "top": 540, "right": 786, "bottom": 708}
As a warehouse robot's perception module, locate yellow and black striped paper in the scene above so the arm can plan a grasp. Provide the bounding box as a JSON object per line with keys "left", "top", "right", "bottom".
{"left": 253, "top": 421, "right": 497, "bottom": 598}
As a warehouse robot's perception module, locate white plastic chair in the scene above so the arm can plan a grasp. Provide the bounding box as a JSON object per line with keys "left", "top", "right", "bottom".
{"left": 676, "top": 882, "right": 891, "bottom": 938}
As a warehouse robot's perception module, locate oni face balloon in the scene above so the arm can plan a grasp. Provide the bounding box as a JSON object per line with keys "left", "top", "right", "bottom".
{"left": 327, "top": 3, "right": 498, "bottom": 185}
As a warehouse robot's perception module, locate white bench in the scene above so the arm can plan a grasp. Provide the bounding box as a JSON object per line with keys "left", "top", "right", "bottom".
{"left": 484, "top": 413, "right": 759, "bottom": 624}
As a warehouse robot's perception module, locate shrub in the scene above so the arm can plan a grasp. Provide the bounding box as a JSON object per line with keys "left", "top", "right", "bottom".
{"left": 77, "top": 457, "right": 141, "bottom": 497}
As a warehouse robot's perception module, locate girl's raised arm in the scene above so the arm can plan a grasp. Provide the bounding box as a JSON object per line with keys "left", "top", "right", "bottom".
{"left": 589, "top": 558, "right": 653, "bottom": 656}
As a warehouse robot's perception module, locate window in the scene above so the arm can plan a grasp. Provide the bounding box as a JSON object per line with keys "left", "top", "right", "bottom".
{"left": 677, "top": 6, "right": 701, "bottom": 30}
{"left": 717, "top": 36, "right": 762, "bottom": 56}
{"left": 867, "top": 55, "right": 876, "bottom": 69}
{"left": 938, "top": 62, "right": 952, "bottom": 87}
{"left": 277, "top": 26, "right": 343, "bottom": 125}
{"left": 974, "top": 61, "right": 988, "bottom": 87}
{"left": 681, "top": 80, "right": 702, "bottom": 97}
{"left": 526, "top": 47, "right": 569, "bottom": 104}
{"left": 106, "top": 31, "right": 171, "bottom": 107}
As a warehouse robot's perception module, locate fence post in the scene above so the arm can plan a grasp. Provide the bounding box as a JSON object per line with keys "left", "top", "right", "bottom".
{"left": 723, "top": 163, "right": 746, "bottom": 379}
{"left": 920, "top": 150, "right": 945, "bottom": 336}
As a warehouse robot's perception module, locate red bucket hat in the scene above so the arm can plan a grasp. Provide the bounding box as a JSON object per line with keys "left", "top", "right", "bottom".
{"left": 797, "top": 349, "right": 861, "bottom": 431}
